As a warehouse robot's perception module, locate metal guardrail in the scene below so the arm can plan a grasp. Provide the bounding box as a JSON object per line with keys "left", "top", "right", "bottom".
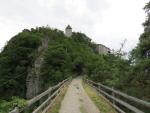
{"left": 84, "top": 78, "right": 150, "bottom": 113}
{"left": 10, "top": 78, "right": 71, "bottom": 113}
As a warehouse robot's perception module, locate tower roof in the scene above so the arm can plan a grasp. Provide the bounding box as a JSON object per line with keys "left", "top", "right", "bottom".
{"left": 66, "top": 25, "right": 72, "bottom": 29}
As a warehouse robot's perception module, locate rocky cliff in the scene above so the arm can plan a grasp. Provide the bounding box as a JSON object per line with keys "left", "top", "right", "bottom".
{"left": 26, "top": 37, "right": 49, "bottom": 99}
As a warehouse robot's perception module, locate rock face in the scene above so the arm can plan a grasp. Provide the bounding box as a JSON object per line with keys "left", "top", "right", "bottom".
{"left": 26, "top": 37, "right": 49, "bottom": 99}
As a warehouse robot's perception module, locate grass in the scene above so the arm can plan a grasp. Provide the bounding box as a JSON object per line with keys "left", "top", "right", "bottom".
{"left": 79, "top": 98, "right": 87, "bottom": 113}
{"left": 46, "top": 85, "right": 69, "bottom": 113}
{"left": 80, "top": 105, "right": 88, "bottom": 113}
{"left": 0, "top": 97, "right": 27, "bottom": 113}
{"left": 83, "top": 82, "right": 118, "bottom": 113}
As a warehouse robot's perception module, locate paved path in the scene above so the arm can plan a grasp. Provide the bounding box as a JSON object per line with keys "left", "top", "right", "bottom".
{"left": 59, "top": 78, "right": 100, "bottom": 113}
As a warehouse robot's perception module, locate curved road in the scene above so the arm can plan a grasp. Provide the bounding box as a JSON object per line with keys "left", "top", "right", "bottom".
{"left": 59, "top": 78, "right": 100, "bottom": 113}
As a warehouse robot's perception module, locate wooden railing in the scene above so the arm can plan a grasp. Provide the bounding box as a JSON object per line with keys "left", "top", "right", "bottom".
{"left": 84, "top": 78, "right": 150, "bottom": 113}
{"left": 10, "top": 78, "right": 71, "bottom": 113}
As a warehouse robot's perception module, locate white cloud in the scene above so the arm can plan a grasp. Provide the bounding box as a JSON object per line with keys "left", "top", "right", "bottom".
{"left": 0, "top": 17, "right": 32, "bottom": 51}
{"left": 0, "top": 0, "right": 149, "bottom": 52}
{"left": 91, "top": 0, "right": 148, "bottom": 51}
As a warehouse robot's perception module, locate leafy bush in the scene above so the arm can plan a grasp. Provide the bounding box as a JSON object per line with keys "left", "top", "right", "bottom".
{"left": 0, "top": 97, "right": 26, "bottom": 113}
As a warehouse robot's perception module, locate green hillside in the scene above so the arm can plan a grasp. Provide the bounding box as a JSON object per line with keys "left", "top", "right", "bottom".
{"left": 0, "top": 3, "right": 150, "bottom": 109}
{"left": 0, "top": 26, "right": 97, "bottom": 100}
{"left": 0, "top": 25, "right": 149, "bottom": 101}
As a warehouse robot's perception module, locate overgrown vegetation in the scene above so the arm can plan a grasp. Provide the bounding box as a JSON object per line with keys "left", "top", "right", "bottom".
{"left": 0, "top": 26, "right": 97, "bottom": 111}
{"left": 85, "top": 1, "right": 150, "bottom": 102}
{"left": 0, "top": 2, "right": 149, "bottom": 112}
{"left": 83, "top": 82, "right": 117, "bottom": 113}
{"left": 125, "top": 1, "right": 150, "bottom": 100}
{"left": 46, "top": 84, "right": 68, "bottom": 113}
{"left": 0, "top": 31, "right": 41, "bottom": 99}
{"left": 0, "top": 97, "right": 26, "bottom": 113}
{"left": 41, "top": 32, "right": 95, "bottom": 89}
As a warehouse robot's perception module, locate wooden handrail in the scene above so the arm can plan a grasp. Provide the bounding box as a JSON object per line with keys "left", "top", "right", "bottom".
{"left": 32, "top": 79, "right": 69, "bottom": 113}
{"left": 10, "top": 78, "right": 70, "bottom": 113}
{"left": 86, "top": 79, "right": 150, "bottom": 108}
{"left": 85, "top": 78, "right": 150, "bottom": 113}
{"left": 27, "top": 78, "right": 68, "bottom": 107}
{"left": 90, "top": 83, "right": 144, "bottom": 113}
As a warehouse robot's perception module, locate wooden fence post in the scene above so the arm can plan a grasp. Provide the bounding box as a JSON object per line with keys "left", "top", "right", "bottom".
{"left": 98, "top": 83, "right": 101, "bottom": 92}
{"left": 112, "top": 87, "right": 115, "bottom": 105}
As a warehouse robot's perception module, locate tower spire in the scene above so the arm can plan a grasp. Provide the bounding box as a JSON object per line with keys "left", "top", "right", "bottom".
{"left": 65, "top": 25, "right": 72, "bottom": 37}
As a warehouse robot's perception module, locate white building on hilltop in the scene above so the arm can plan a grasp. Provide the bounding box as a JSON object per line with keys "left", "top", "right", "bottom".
{"left": 96, "top": 44, "right": 110, "bottom": 55}
{"left": 65, "top": 25, "right": 72, "bottom": 37}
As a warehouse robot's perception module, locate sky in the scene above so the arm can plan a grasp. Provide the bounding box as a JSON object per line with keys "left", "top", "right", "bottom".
{"left": 0, "top": 0, "right": 149, "bottom": 52}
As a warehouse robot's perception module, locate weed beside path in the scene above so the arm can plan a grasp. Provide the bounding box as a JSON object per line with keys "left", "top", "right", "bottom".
{"left": 83, "top": 82, "right": 118, "bottom": 113}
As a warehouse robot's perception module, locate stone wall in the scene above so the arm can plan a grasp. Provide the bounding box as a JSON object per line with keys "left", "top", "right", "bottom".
{"left": 96, "top": 44, "right": 110, "bottom": 55}
{"left": 26, "top": 37, "right": 49, "bottom": 99}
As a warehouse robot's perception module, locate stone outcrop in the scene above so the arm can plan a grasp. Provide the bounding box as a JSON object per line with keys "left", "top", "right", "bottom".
{"left": 26, "top": 37, "right": 49, "bottom": 99}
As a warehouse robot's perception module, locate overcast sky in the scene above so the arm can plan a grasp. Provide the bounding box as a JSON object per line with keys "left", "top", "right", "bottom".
{"left": 0, "top": 0, "right": 149, "bottom": 52}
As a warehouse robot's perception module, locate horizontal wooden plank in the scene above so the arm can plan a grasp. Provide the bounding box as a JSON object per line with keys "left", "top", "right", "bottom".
{"left": 32, "top": 80, "right": 69, "bottom": 113}
{"left": 10, "top": 78, "right": 69, "bottom": 113}
{"left": 86, "top": 79, "right": 150, "bottom": 108}
{"left": 88, "top": 82, "right": 144, "bottom": 113}
{"left": 27, "top": 79, "right": 68, "bottom": 107}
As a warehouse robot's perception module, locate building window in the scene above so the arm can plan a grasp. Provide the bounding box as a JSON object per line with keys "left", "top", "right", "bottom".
{"left": 146, "top": 50, "right": 150, "bottom": 58}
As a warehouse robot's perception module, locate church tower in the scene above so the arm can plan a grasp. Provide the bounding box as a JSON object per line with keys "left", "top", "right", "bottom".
{"left": 65, "top": 25, "right": 72, "bottom": 37}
